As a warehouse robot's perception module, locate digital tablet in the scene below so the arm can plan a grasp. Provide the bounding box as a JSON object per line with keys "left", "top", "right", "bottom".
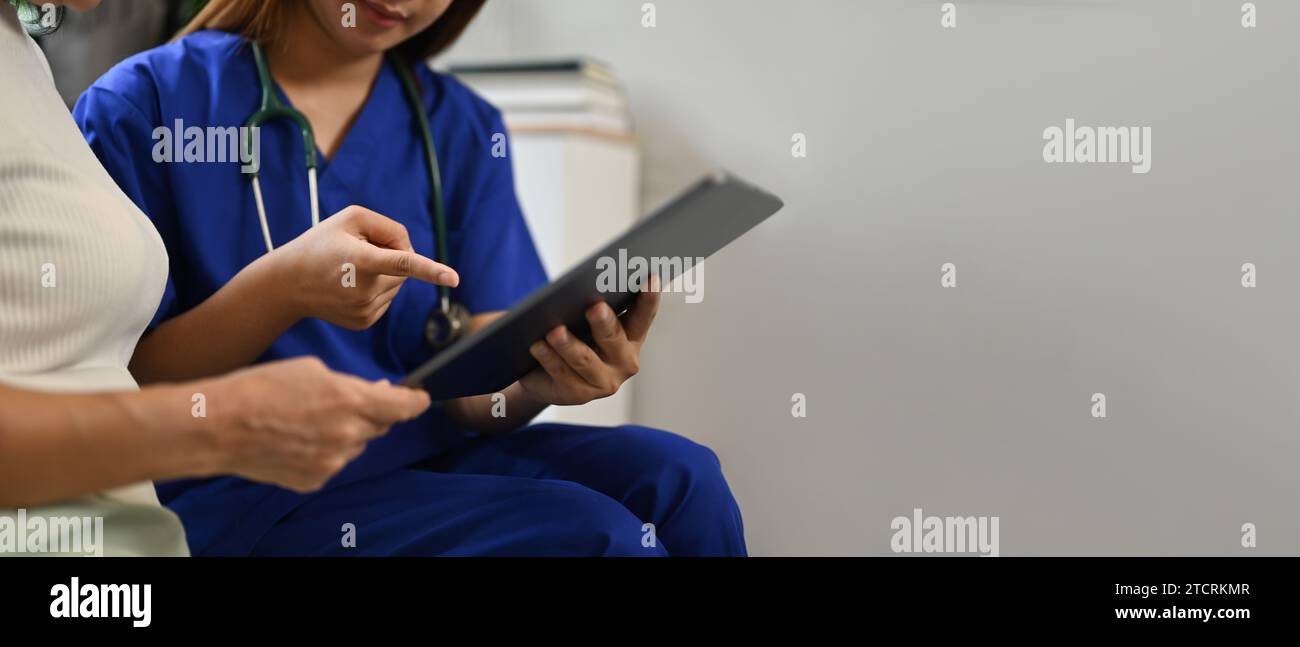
{"left": 403, "top": 172, "right": 784, "bottom": 399}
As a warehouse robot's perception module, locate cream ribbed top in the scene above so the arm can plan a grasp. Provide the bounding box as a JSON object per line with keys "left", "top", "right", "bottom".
{"left": 0, "top": 14, "right": 187, "bottom": 556}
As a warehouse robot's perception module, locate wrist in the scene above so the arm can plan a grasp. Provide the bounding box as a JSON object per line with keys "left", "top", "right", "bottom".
{"left": 113, "top": 383, "right": 225, "bottom": 480}
{"left": 240, "top": 251, "right": 306, "bottom": 326}
{"left": 508, "top": 380, "right": 549, "bottom": 413}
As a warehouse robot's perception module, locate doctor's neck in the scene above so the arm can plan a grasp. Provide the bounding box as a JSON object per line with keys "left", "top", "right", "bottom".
{"left": 266, "top": 4, "right": 384, "bottom": 87}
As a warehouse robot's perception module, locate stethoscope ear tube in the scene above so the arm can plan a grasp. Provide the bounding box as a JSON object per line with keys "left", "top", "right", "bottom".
{"left": 245, "top": 42, "right": 323, "bottom": 255}
{"left": 247, "top": 42, "right": 319, "bottom": 171}
{"left": 389, "top": 50, "right": 452, "bottom": 311}
{"left": 390, "top": 50, "right": 470, "bottom": 353}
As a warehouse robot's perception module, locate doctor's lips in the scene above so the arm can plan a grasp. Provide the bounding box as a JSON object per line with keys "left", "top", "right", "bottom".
{"left": 359, "top": 0, "right": 409, "bottom": 29}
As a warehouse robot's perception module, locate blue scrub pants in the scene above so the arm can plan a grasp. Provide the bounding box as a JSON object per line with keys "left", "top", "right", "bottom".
{"left": 248, "top": 424, "right": 746, "bottom": 557}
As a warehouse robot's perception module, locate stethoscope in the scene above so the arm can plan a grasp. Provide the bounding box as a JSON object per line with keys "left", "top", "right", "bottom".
{"left": 243, "top": 41, "right": 471, "bottom": 353}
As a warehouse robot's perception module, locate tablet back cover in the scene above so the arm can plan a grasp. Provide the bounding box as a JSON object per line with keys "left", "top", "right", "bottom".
{"left": 405, "top": 172, "right": 783, "bottom": 399}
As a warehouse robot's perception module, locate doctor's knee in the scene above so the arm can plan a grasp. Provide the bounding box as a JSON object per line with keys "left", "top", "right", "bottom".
{"left": 537, "top": 482, "right": 666, "bottom": 557}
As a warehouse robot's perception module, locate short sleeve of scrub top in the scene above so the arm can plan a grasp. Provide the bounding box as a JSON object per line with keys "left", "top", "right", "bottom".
{"left": 72, "top": 30, "right": 548, "bottom": 556}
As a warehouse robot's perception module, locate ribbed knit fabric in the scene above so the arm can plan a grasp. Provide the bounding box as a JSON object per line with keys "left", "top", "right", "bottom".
{"left": 0, "top": 13, "right": 188, "bottom": 556}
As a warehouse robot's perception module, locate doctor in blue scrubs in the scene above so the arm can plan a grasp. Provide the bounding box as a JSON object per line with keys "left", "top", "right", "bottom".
{"left": 73, "top": 0, "right": 746, "bottom": 556}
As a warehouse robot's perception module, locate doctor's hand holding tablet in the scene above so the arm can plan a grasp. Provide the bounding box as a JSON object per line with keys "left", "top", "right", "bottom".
{"left": 520, "top": 283, "right": 660, "bottom": 407}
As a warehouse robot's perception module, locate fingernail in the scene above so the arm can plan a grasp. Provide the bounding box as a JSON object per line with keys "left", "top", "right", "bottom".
{"left": 550, "top": 328, "right": 568, "bottom": 345}
{"left": 531, "top": 342, "right": 550, "bottom": 357}
{"left": 592, "top": 304, "right": 609, "bottom": 321}
{"left": 438, "top": 272, "right": 457, "bottom": 286}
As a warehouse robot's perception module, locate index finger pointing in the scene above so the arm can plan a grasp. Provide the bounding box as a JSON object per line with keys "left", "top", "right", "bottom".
{"left": 358, "top": 245, "right": 459, "bottom": 288}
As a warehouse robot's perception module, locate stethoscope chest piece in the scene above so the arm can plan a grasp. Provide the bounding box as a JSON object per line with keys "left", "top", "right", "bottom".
{"left": 425, "top": 300, "right": 472, "bottom": 351}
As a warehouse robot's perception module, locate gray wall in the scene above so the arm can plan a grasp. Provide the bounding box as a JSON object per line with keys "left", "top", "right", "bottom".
{"left": 447, "top": 0, "right": 1300, "bottom": 555}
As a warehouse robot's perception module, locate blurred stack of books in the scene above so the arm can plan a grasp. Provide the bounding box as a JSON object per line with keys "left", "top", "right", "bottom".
{"left": 449, "top": 58, "right": 633, "bottom": 138}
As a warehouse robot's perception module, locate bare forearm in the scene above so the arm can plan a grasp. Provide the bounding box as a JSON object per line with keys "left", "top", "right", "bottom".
{"left": 442, "top": 381, "right": 547, "bottom": 434}
{"left": 438, "top": 310, "right": 548, "bottom": 433}
{"left": 130, "top": 259, "right": 301, "bottom": 384}
{"left": 0, "top": 384, "right": 219, "bottom": 508}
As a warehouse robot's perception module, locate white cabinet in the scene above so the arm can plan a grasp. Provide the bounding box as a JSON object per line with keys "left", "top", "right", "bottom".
{"left": 510, "top": 130, "right": 641, "bottom": 427}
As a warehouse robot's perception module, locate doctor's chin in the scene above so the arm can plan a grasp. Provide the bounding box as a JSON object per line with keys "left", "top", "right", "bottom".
{"left": 1, "top": 0, "right": 1295, "bottom": 632}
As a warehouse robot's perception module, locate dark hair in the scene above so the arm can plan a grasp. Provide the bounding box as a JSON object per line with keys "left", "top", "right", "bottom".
{"left": 8, "top": 0, "right": 65, "bottom": 37}
{"left": 175, "top": 0, "right": 486, "bottom": 62}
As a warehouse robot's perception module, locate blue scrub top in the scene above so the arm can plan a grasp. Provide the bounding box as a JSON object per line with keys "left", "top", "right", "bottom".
{"left": 73, "top": 30, "right": 547, "bottom": 555}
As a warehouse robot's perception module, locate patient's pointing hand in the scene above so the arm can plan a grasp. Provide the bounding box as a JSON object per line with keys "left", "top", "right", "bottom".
{"left": 265, "top": 205, "right": 459, "bottom": 331}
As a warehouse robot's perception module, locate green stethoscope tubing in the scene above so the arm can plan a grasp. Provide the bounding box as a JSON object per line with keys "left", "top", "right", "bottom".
{"left": 245, "top": 41, "right": 318, "bottom": 176}
{"left": 243, "top": 41, "right": 457, "bottom": 323}
{"left": 390, "top": 48, "right": 452, "bottom": 315}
